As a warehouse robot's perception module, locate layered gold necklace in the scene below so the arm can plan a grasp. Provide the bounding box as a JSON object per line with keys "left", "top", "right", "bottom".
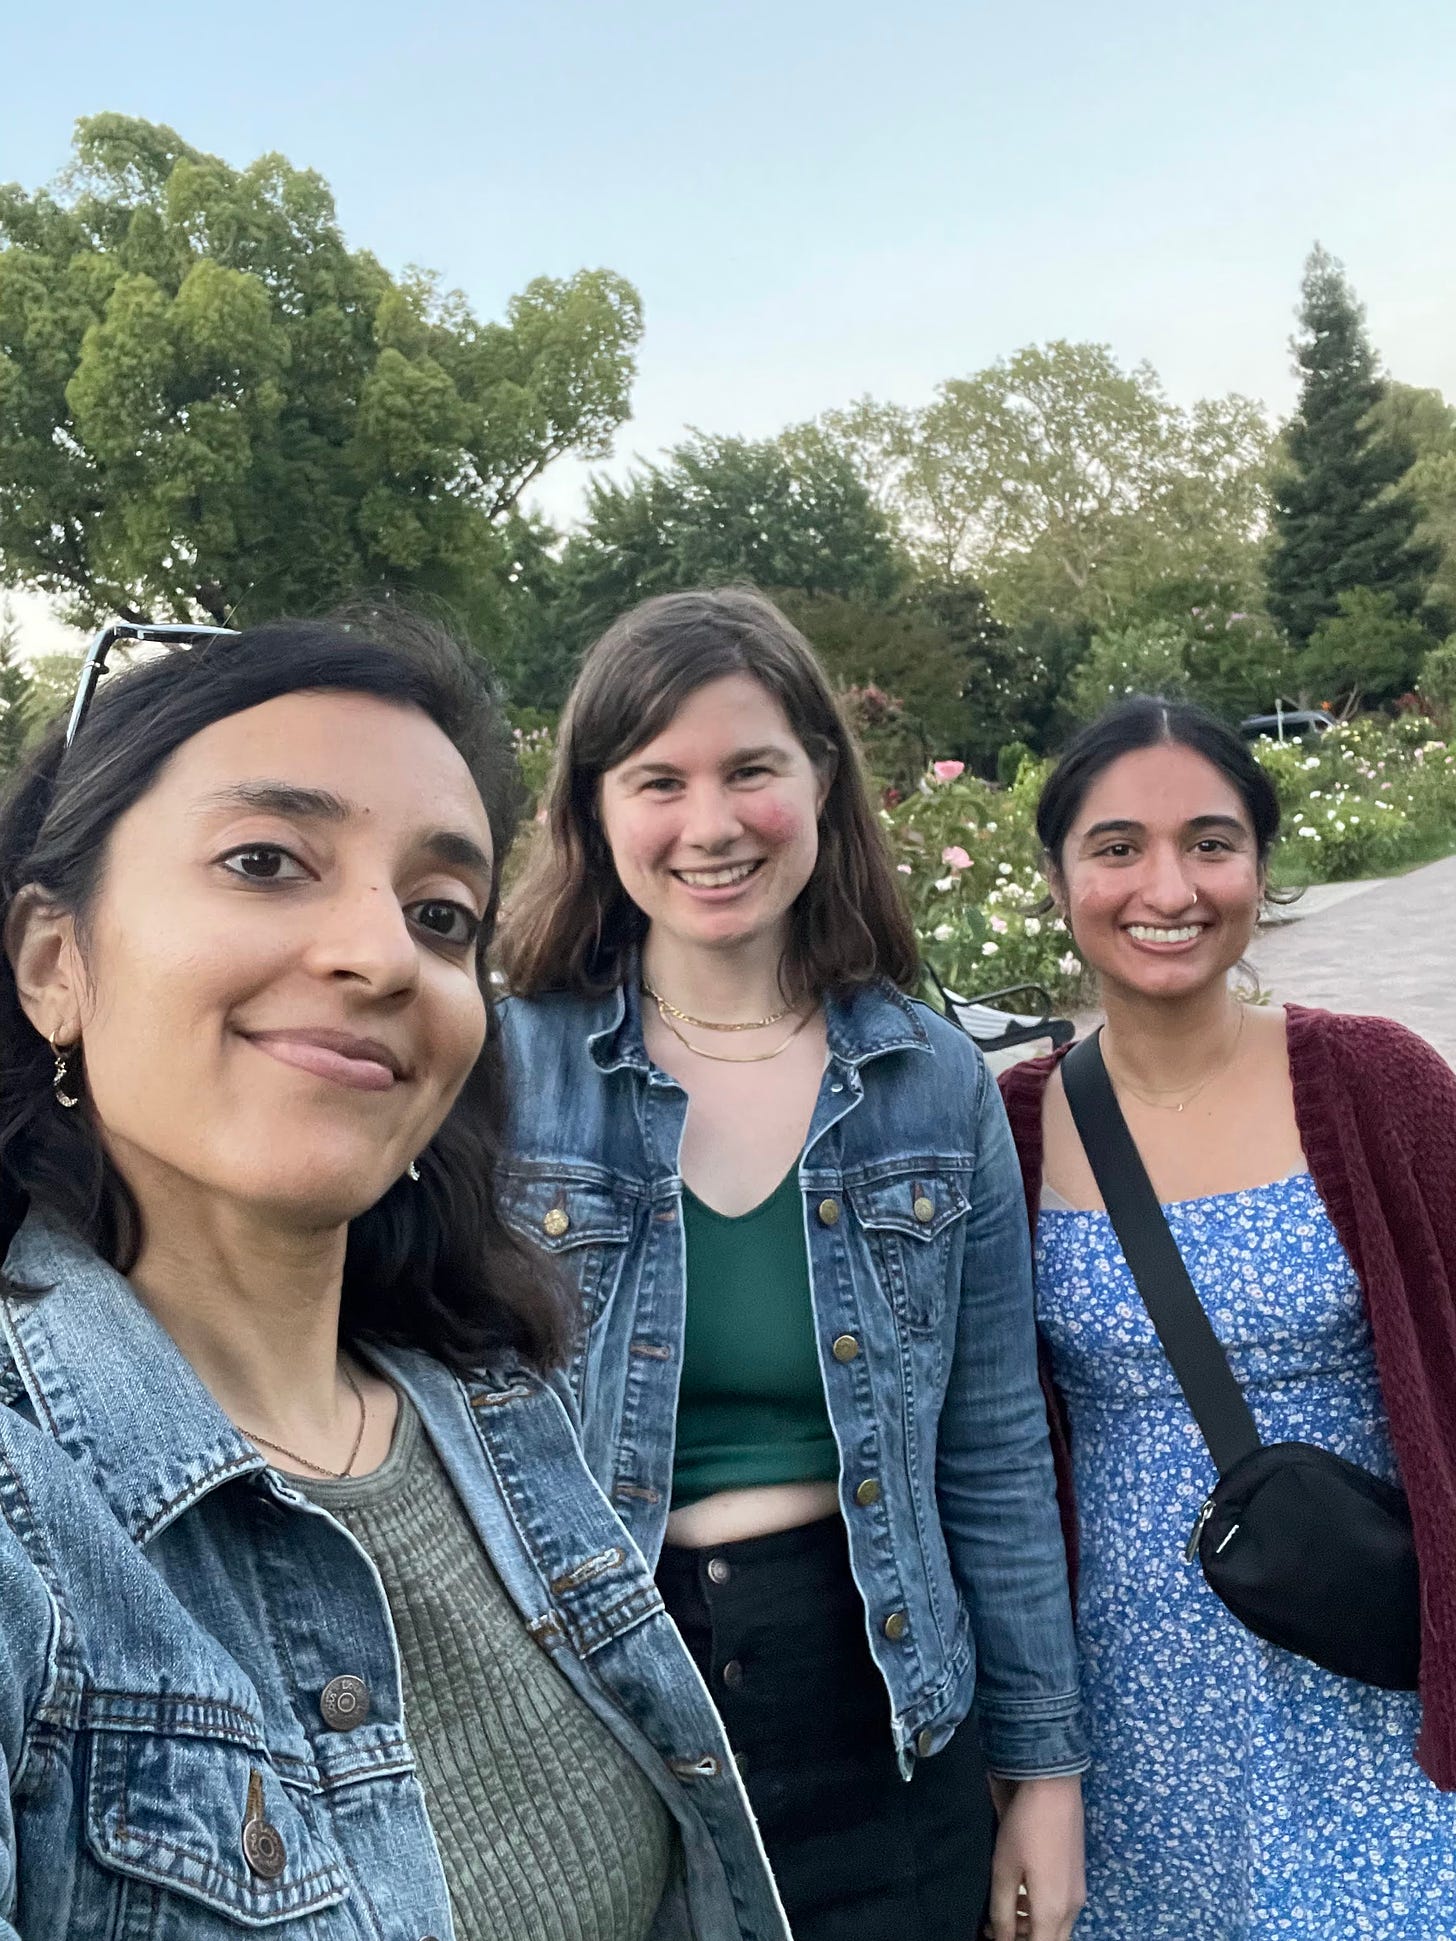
{"left": 642, "top": 982, "right": 817, "bottom": 1065}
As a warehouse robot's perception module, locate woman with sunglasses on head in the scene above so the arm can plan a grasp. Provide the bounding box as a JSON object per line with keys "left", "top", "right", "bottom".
{"left": 999, "top": 696, "right": 1456, "bottom": 1939}
{"left": 497, "top": 587, "right": 1088, "bottom": 1941}
{"left": 0, "top": 609, "right": 789, "bottom": 1941}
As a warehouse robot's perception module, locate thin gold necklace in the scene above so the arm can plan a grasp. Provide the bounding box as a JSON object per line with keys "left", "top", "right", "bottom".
{"left": 239, "top": 1362, "right": 368, "bottom": 1479}
{"left": 642, "top": 981, "right": 793, "bottom": 1032}
{"left": 1102, "top": 1008, "right": 1246, "bottom": 1114}
{"left": 653, "top": 999, "right": 818, "bottom": 1065}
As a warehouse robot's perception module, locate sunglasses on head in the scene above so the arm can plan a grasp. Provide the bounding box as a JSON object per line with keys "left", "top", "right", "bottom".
{"left": 65, "top": 621, "right": 240, "bottom": 752}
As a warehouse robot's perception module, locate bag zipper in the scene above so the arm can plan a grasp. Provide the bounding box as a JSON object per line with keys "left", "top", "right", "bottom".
{"left": 1184, "top": 1495, "right": 1216, "bottom": 1563}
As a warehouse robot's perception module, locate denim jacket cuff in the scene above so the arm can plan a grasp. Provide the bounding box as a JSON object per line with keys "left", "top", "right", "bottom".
{"left": 976, "top": 1694, "right": 1090, "bottom": 1779}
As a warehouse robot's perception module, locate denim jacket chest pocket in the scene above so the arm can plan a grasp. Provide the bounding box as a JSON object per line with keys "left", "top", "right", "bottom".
{"left": 846, "top": 1172, "right": 971, "bottom": 1333}
{"left": 79, "top": 1705, "right": 348, "bottom": 1935}
{"left": 500, "top": 1173, "right": 635, "bottom": 1393}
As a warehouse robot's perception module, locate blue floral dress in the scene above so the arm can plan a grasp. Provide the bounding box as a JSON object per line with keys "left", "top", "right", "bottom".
{"left": 1037, "top": 1172, "right": 1456, "bottom": 1940}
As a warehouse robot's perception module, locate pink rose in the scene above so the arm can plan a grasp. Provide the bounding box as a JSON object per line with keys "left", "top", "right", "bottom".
{"left": 932, "top": 760, "right": 965, "bottom": 782}
{"left": 941, "top": 845, "right": 972, "bottom": 870}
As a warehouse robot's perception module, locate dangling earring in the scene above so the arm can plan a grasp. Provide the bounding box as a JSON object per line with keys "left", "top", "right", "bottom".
{"left": 50, "top": 1030, "right": 80, "bottom": 1110}
{"left": 406, "top": 1160, "right": 421, "bottom": 1183}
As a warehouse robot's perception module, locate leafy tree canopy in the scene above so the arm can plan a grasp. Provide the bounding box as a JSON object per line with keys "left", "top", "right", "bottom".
{"left": 813, "top": 343, "right": 1273, "bottom": 631}
{"left": 0, "top": 114, "right": 643, "bottom": 625}
{"left": 1267, "top": 247, "right": 1439, "bottom": 651}
{"left": 537, "top": 428, "right": 906, "bottom": 696}
{"left": 1301, "top": 587, "right": 1433, "bottom": 708}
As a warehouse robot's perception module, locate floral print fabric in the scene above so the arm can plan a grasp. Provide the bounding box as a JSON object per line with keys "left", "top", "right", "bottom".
{"left": 1038, "top": 1172, "right": 1456, "bottom": 1939}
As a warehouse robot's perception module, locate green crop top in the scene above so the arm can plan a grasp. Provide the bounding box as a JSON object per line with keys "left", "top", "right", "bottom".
{"left": 673, "top": 1168, "right": 840, "bottom": 1508}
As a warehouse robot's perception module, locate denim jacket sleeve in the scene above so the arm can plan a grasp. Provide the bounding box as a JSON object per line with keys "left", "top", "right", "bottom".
{"left": 0, "top": 1508, "right": 57, "bottom": 1939}
{"left": 934, "top": 1056, "right": 1088, "bottom": 1780}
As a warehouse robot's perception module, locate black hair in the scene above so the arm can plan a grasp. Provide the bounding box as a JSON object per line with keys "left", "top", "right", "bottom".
{"left": 0, "top": 604, "right": 572, "bottom": 1374}
{"left": 1037, "top": 694, "right": 1282, "bottom": 873}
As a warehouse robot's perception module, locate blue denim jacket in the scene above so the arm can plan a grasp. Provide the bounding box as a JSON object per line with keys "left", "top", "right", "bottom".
{"left": 0, "top": 1214, "right": 789, "bottom": 1941}
{"left": 498, "top": 979, "right": 1087, "bottom": 1779}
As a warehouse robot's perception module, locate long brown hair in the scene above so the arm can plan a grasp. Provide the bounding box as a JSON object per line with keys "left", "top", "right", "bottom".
{"left": 499, "top": 587, "right": 920, "bottom": 999}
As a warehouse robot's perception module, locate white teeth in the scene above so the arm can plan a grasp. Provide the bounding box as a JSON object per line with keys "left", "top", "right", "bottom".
{"left": 1127, "top": 924, "right": 1202, "bottom": 943}
{"left": 676, "top": 861, "right": 759, "bottom": 888}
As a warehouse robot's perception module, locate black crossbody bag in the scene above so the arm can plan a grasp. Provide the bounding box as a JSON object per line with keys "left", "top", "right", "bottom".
{"left": 1060, "top": 1031, "right": 1421, "bottom": 1691}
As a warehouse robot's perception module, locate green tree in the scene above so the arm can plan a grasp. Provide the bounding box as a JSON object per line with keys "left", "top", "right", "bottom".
{"left": 845, "top": 343, "right": 1272, "bottom": 628}
{"left": 1417, "top": 636, "right": 1456, "bottom": 715}
{"left": 774, "top": 591, "right": 970, "bottom": 758}
{"left": 1371, "top": 383, "right": 1456, "bottom": 632}
{"left": 1301, "top": 588, "right": 1433, "bottom": 707}
{"left": 540, "top": 429, "right": 905, "bottom": 700}
{"left": 0, "top": 114, "right": 643, "bottom": 627}
{"left": 1068, "top": 619, "right": 1192, "bottom": 722}
{"left": 1266, "top": 247, "right": 1439, "bottom": 653}
{"left": 0, "top": 601, "right": 32, "bottom": 774}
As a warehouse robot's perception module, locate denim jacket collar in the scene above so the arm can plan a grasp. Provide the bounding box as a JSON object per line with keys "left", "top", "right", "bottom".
{"left": 1, "top": 1212, "right": 272, "bottom": 1547}
{"left": 586, "top": 961, "right": 931, "bottom": 1078}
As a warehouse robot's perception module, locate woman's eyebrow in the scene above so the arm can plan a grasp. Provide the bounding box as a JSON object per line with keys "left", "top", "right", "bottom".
{"left": 200, "top": 781, "right": 350, "bottom": 822}
{"left": 196, "top": 782, "right": 492, "bottom": 877}
{"left": 1082, "top": 817, "right": 1142, "bottom": 840}
{"left": 1187, "top": 814, "right": 1248, "bottom": 835}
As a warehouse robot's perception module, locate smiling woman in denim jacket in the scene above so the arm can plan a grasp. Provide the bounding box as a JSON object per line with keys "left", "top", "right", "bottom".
{"left": 0, "top": 610, "right": 789, "bottom": 1941}
{"left": 498, "top": 588, "right": 1089, "bottom": 1941}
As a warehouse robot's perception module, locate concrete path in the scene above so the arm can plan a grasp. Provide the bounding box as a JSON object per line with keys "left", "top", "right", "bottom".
{"left": 1246, "top": 855, "right": 1456, "bottom": 1065}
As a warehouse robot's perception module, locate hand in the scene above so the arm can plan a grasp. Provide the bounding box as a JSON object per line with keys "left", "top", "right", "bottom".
{"left": 984, "top": 1773, "right": 1085, "bottom": 1941}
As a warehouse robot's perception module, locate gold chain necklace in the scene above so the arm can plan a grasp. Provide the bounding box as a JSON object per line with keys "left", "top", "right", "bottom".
{"left": 653, "top": 998, "right": 818, "bottom": 1065}
{"left": 641, "top": 981, "right": 793, "bottom": 1032}
{"left": 1102, "top": 1008, "right": 1246, "bottom": 1114}
{"left": 238, "top": 1362, "right": 368, "bottom": 1479}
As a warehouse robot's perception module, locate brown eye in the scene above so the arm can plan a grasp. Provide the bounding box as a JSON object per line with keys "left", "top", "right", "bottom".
{"left": 409, "top": 900, "right": 480, "bottom": 947}
{"left": 221, "top": 846, "right": 305, "bottom": 881}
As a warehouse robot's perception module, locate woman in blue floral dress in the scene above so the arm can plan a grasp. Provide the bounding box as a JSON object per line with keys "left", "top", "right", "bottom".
{"left": 1000, "top": 697, "right": 1456, "bottom": 1940}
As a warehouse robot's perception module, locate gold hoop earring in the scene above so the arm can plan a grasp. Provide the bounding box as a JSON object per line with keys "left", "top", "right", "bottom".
{"left": 50, "top": 1030, "right": 80, "bottom": 1110}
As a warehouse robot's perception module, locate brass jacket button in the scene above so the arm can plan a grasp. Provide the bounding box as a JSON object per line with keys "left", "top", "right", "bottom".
{"left": 916, "top": 1726, "right": 935, "bottom": 1757}
{"left": 320, "top": 1674, "right": 370, "bottom": 1731}
{"left": 242, "top": 1815, "right": 287, "bottom": 1880}
{"left": 831, "top": 1334, "right": 860, "bottom": 1363}
{"left": 913, "top": 1195, "right": 935, "bottom": 1224}
{"left": 542, "top": 1206, "right": 570, "bottom": 1238}
{"left": 817, "top": 1197, "right": 841, "bottom": 1227}
{"left": 883, "top": 1609, "right": 908, "bottom": 1642}
{"left": 854, "top": 1477, "right": 882, "bottom": 1507}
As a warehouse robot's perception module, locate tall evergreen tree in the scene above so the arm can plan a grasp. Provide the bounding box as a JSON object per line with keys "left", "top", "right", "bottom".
{"left": 1267, "top": 246, "right": 1439, "bottom": 649}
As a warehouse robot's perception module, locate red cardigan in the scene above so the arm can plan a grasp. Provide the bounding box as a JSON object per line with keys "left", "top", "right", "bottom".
{"left": 999, "top": 1004, "right": 1456, "bottom": 1791}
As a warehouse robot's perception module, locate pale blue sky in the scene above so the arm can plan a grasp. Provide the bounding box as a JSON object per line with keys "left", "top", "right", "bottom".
{"left": 5, "top": 0, "right": 1456, "bottom": 647}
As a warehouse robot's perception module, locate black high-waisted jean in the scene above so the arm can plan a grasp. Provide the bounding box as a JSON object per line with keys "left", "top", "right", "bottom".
{"left": 657, "top": 1514, "right": 995, "bottom": 1940}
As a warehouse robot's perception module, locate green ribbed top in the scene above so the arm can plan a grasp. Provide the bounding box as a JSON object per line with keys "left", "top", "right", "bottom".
{"left": 673, "top": 1169, "right": 840, "bottom": 1508}
{"left": 303, "top": 1394, "right": 674, "bottom": 1941}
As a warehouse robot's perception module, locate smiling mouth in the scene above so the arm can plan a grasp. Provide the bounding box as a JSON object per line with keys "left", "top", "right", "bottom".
{"left": 672, "top": 860, "right": 763, "bottom": 889}
{"left": 242, "top": 1029, "right": 407, "bottom": 1093}
{"left": 1125, "top": 924, "right": 1204, "bottom": 944}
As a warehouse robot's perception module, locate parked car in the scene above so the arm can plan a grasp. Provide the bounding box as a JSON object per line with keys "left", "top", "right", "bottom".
{"left": 1239, "top": 708, "right": 1336, "bottom": 743}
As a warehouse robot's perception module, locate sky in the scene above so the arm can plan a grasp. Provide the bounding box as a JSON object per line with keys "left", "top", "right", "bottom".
{"left": 5, "top": 0, "right": 1456, "bottom": 653}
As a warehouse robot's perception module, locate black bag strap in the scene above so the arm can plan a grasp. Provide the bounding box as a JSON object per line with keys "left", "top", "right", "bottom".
{"left": 1060, "top": 1031, "right": 1261, "bottom": 1475}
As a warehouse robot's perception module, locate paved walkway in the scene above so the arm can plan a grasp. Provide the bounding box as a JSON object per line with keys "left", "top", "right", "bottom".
{"left": 1246, "top": 854, "right": 1456, "bottom": 1065}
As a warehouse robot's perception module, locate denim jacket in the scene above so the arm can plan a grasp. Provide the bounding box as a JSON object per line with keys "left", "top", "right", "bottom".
{"left": 0, "top": 1214, "right": 789, "bottom": 1941}
{"left": 498, "top": 979, "right": 1087, "bottom": 1779}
